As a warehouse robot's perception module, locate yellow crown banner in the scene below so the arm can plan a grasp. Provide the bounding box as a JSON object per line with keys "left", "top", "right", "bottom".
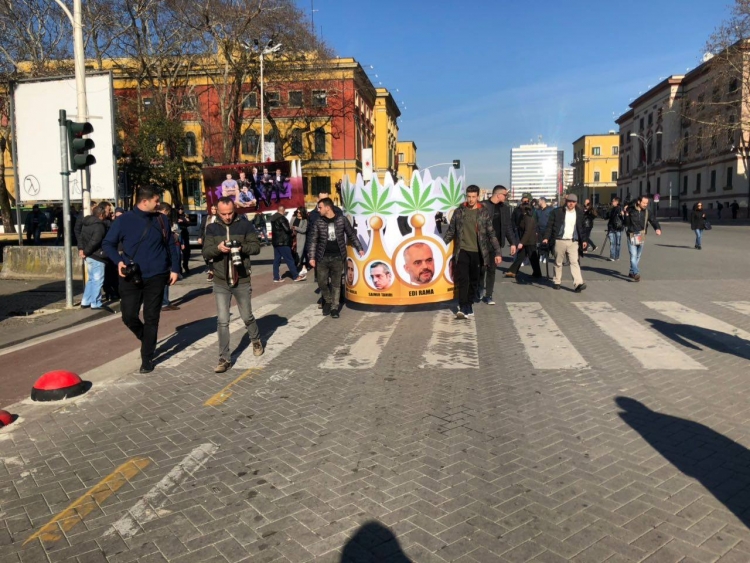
{"left": 341, "top": 168, "right": 465, "bottom": 306}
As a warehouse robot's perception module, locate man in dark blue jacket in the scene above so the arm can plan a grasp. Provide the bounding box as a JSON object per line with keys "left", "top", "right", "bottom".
{"left": 102, "top": 185, "right": 180, "bottom": 373}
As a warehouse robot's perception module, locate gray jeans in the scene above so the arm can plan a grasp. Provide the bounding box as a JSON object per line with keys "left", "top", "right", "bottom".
{"left": 317, "top": 254, "right": 344, "bottom": 308}
{"left": 214, "top": 282, "right": 260, "bottom": 362}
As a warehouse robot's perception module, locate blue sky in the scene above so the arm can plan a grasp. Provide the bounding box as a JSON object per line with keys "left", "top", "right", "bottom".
{"left": 306, "top": 0, "right": 731, "bottom": 187}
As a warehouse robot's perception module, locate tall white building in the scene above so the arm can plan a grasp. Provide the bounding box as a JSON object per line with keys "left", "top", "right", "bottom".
{"left": 510, "top": 143, "right": 561, "bottom": 202}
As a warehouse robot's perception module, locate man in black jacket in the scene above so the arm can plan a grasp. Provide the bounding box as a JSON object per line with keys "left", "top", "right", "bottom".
{"left": 480, "top": 185, "right": 517, "bottom": 305}
{"left": 102, "top": 185, "right": 180, "bottom": 373}
{"left": 203, "top": 197, "right": 264, "bottom": 373}
{"left": 624, "top": 194, "right": 661, "bottom": 282}
{"left": 606, "top": 197, "right": 625, "bottom": 262}
{"left": 176, "top": 206, "right": 191, "bottom": 275}
{"left": 79, "top": 204, "right": 110, "bottom": 310}
{"left": 542, "top": 194, "right": 588, "bottom": 292}
{"left": 271, "top": 206, "right": 304, "bottom": 282}
{"left": 309, "top": 197, "right": 364, "bottom": 318}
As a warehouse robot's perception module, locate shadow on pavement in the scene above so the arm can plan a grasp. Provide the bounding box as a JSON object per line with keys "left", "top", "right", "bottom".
{"left": 580, "top": 265, "right": 631, "bottom": 281}
{"left": 654, "top": 244, "right": 693, "bottom": 249}
{"left": 0, "top": 279, "right": 84, "bottom": 322}
{"left": 171, "top": 287, "right": 213, "bottom": 307}
{"left": 340, "top": 521, "right": 412, "bottom": 562}
{"left": 154, "top": 317, "right": 217, "bottom": 363}
{"left": 647, "top": 318, "right": 750, "bottom": 360}
{"left": 232, "top": 313, "right": 289, "bottom": 359}
{"left": 616, "top": 397, "right": 750, "bottom": 528}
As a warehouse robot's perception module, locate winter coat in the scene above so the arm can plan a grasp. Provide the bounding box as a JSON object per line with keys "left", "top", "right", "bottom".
{"left": 270, "top": 212, "right": 293, "bottom": 247}
{"left": 443, "top": 203, "right": 502, "bottom": 268}
{"left": 625, "top": 207, "right": 661, "bottom": 234}
{"left": 202, "top": 214, "right": 261, "bottom": 286}
{"left": 607, "top": 205, "right": 625, "bottom": 232}
{"left": 691, "top": 210, "right": 707, "bottom": 230}
{"left": 309, "top": 214, "right": 362, "bottom": 262}
{"left": 533, "top": 206, "right": 553, "bottom": 236}
{"left": 543, "top": 206, "right": 586, "bottom": 244}
{"left": 482, "top": 199, "right": 519, "bottom": 248}
{"left": 79, "top": 215, "right": 108, "bottom": 263}
{"left": 294, "top": 218, "right": 307, "bottom": 253}
{"left": 517, "top": 214, "right": 538, "bottom": 247}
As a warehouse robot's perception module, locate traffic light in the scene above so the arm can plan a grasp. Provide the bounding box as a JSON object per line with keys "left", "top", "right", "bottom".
{"left": 452, "top": 159, "right": 461, "bottom": 169}
{"left": 66, "top": 120, "right": 96, "bottom": 171}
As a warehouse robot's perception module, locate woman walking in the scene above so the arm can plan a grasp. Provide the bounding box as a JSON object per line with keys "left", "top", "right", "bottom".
{"left": 293, "top": 208, "right": 309, "bottom": 275}
{"left": 504, "top": 203, "right": 542, "bottom": 280}
{"left": 691, "top": 202, "right": 707, "bottom": 250}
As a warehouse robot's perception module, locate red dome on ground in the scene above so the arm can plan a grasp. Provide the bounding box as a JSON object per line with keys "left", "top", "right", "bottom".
{"left": 33, "top": 370, "right": 82, "bottom": 391}
{"left": 0, "top": 410, "right": 13, "bottom": 427}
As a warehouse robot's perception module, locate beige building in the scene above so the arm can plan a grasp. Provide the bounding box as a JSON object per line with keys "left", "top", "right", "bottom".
{"left": 373, "top": 88, "right": 400, "bottom": 177}
{"left": 570, "top": 133, "right": 620, "bottom": 204}
{"left": 616, "top": 47, "right": 748, "bottom": 217}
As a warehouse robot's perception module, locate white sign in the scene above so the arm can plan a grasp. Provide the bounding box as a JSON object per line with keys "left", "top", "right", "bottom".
{"left": 13, "top": 73, "right": 117, "bottom": 203}
{"left": 263, "top": 141, "right": 275, "bottom": 163}
{"left": 362, "top": 148, "right": 373, "bottom": 181}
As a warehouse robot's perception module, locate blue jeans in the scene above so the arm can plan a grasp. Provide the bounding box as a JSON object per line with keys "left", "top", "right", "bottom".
{"left": 627, "top": 237, "right": 644, "bottom": 276}
{"left": 608, "top": 231, "right": 622, "bottom": 260}
{"left": 694, "top": 229, "right": 703, "bottom": 247}
{"left": 82, "top": 258, "right": 105, "bottom": 308}
{"left": 273, "top": 246, "right": 299, "bottom": 280}
{"left": 162, "top": 285, "right": 170, "bottom": 307}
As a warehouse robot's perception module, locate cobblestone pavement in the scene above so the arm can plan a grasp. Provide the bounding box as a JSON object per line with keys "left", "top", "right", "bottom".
{"left": 2, "top": 222, "right": 750, "bottom": 562}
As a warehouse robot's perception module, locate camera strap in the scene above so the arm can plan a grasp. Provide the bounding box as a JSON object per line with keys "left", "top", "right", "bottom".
{"left": 124, "top": 216, "right": 153, "bottom": 263}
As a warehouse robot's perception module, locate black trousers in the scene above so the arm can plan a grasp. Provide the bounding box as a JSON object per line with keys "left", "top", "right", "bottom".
{"left": 119, "top": 273, "right": 169, "bottom": 363}
{"left": 103, "top": 260, "right": 120, "bottom": 298}
{"left": 181, "top": 246, "right": 190, "bottom": 273}
{"left": 456, "top": 250, "right": 481, "bottom": 307}
{"left": 508, "top": 246, "right": 542, "bottom": 276}
{"left": 482, "top": 250, "right": 498, "bottom": 298}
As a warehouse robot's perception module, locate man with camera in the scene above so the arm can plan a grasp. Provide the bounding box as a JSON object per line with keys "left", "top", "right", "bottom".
{"left": 103, "top": 185, "right": 180, "bottom": 373}
{"left": 203, "top": 196, "right": 264, "bottom": 373}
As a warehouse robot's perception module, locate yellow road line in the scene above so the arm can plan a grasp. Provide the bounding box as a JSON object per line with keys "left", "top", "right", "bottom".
{"left": 204, "top": 368, "right": 261, "bottom": 407}
{"left": 24, "top": 456, "right": 150, "bottom": 546}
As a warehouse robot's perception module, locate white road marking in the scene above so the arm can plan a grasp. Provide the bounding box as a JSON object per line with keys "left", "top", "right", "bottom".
{"left": 233, "top": 304, "right": 326, "bottom": 369}
{"left": 715, "top": 301, "right": 750, "bottom": 317}
{"left": 105, "top": 443, "right": 218, "bottom": 539}
{"left": 420, "top": 310, "right": 479, "bottom": 369}
{"left": 318, "top": 312, "right": 403, "bottom": 370}
{"left": 576, "top": 302, "right": 705, "bottom": 370}
{"left": 158, "top": 303, "right": 279, "bottom": 368}
{"left": 507, "top": 303, "right": 588, "bottom": 370}
{"left": 644, "top": 301, "right": 750, "bottom": 352}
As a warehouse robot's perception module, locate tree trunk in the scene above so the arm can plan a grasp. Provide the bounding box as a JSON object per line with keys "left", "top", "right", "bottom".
{"left": 0, "top": 136, "right": 15, "bottom": 232}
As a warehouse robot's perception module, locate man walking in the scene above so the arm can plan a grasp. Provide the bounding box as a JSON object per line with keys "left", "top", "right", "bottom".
{"left": 542, "top": 194, "right": 587, "bottom": 292}
{"left": 270, "top": 206, "right": 305, "bottom": 282}
{"left": 176, "top": 206, "right": 191, "bottom": 275}
{"left": 582, "top": 198, "right": 598, "bottom": 252}
{"left": 79, "top": 204, "right": 110, "bottom": 310}
{"left": 309, "top": 197, "right": 364, "bottom": 318}
{"left": 102, "top": 185, "right": 180, "bottom": 373}
{"left": 731, "top": 199, "right": 740, "bottom": 219}
{"left": 203, "top": 197, "right": 264, "bottom": 372}
{"left": 480, "top": 185, "right": 517, "bottom": 305}
{"left": 24, "top": 204, "right": 49, "bottom": 245}
{"left": 443, "top": 185, "right": 502, "bottom": 319}
{"left": 606, "top": 196, "right": 625, "bottom": 262}
{"left": 624, "top": 194, "right": 661, "bottom": 282}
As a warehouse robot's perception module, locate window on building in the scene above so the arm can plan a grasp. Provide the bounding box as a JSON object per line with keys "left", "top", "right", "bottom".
{"left": 241, "top": 129, "right": 259, "bottom": 156}
{"left": 627, "top": 130, "right": 632, "bottom": 143}
{"left": 727, "top": 166, "right": 734, "bottom": 188}
{"left": 184, "top": 132, "right": 197, "bottom": 157}
{"left": 647, "top": 143, "right": 653, "bottom": 164}
{"left": 611, "top": 171, "right": 618, "bottom": 181}
{"left": 682, "top": 175, "right": 688, "bottom": 195}
{"left": 697, "top": 94, "right": 705, "bottom": 110}
{"left": 626, "top": 155, "right": 630, "bottom": 173}
{"left": 729, "top": 115, "right": 736, "bottom": 145}
{"left": 242, "top": 92, "right": 258, "bottom": 109}
{"left": 683, "top": 132, "right": 689, "bottom": 156}
{"left": 648, "top": 113, "right": 653, "bottom": 126}
{"left": 592, "top": 146, "right": 601, "bottom": 156}
{"left": 267, "top": 91, "right": 280, "bottom": 107}
{"left": 656, "top": 135, "right": 662, "bottom": 160}
{"left": 712, "top": 86, "right": 721, "bottom": 103}
{"left": 142, "top": 97, "right": 153, "bottom": 109}
{"left": 314, "top": 127, "right": 326, "bottom": 154}
{"left": 398, "top": 152, "right": 405, "bottom": 163}
{"left": 729, "top": 77, "right": 739, "bottom": 94}
{"left": 710, "top": 169, "right": 717, "bottom": 191}
{"left": 639, "top": 117, "right": 644, "bottom": 130}
{"left": 656, "top": 177, "right": 661, "bottom": 193}
{"left": 696, "top": 173, "right": 702, "bottom": 194}
{"left": 288, "top": 91, "right": 303, "bottom": 107}
{"left": 183, "top": 177, "right": 203, "bottom": 205}
{"left": 312, "top": 90, "right": 327, "bottom": 108}
{"left": 290, "top": 128, "right": 303, "bottom": 156}
{"left": 711, "top": 135, "right": 717, "bottom": 151}
{"left": 612, "top": 146, "right": 619, "bottom": 155}
{"left": 639, "top": 181, "right": 643, "bottom": 196}
{"left": 594, "top": 171, "right": 601, "bottom": 182}
{"left": 697, "top": 129, "right": 702, "bottom": 152}
{"left": 184, "top": 95, "right": 198, "bottom": 111}
{"left": 619, "top": 134, "right": 624, "bottom": 146}
{"left": 311, "top": 176, "right": 331, "bottom": 196}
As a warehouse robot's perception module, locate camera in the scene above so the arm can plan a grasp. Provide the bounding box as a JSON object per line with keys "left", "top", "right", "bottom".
{"left": 229, "top": 240, "right": 242, "bottom": 267}
{"left": 122, "top": 262, "right": 143, "bottom": 287}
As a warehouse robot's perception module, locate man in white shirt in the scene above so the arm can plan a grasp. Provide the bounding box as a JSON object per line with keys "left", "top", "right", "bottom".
{"left": 542, "top": 194, "right": 588, "bottom": 292}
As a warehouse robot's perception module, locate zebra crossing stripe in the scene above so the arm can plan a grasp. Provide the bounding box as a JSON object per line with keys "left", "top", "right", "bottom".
{"left": 507, "top": 303, "right": 588, "bottom": 370}
{"left": 576, "top": 302, "right": 705, "bottom": 370}
{"left": 158, "top": 303, "right": 280, "bottom": 368}
{"left": 233, "top": 304, "right": 326, "bottom": 369}
{"left": 420, "top": 310, "right": 480, "bottom": 369}
{"left": 319, "top": 312, "right": 403, "bottom": 370}
{"left": 715, "top": 301, "right": 750, "bottom": 317}
{"left": 643, "top": 301, "right": 750, "bottom": 351}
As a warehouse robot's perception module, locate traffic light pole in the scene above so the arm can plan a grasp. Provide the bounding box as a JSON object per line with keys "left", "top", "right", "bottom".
{"left": 59, "top": 109, "right": 75, "bottom": 309}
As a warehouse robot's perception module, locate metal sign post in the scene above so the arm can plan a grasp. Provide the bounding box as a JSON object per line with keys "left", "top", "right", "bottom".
{"left": 58, "top": 109, "right": 74, "bottom": 309}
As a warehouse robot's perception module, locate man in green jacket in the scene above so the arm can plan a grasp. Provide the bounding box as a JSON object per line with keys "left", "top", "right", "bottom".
{"left": 203, "top": 197, "right": 264, "bottom": 373}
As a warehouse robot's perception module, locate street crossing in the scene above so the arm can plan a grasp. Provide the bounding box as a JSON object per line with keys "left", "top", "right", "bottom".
{"left": 158, "top": 300, "right": 750, "bottom": 373}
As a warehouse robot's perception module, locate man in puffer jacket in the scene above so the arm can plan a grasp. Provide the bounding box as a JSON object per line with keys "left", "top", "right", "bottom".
{"left": 79, "top": 204, "right": 110, "bottom": 310}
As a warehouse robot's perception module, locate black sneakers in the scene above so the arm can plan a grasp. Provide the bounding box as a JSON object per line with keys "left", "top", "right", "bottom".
{"left": 322, "top": 302, "right": 331, "bottom": 316}
{"left": 574, "top": 283, "right": 587, "bottom": 293}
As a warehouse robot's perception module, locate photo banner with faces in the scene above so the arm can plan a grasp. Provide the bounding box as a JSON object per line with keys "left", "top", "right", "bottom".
{"left": 342, "top": 168, "right": 465, "bottom": 306}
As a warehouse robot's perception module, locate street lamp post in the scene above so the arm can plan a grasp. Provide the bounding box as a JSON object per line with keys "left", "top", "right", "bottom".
{"left": 630, "top": 131, "right": 662, "bottom": 203}
{"left": 245, "top": 40, "right": 282, "bottom": 162}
